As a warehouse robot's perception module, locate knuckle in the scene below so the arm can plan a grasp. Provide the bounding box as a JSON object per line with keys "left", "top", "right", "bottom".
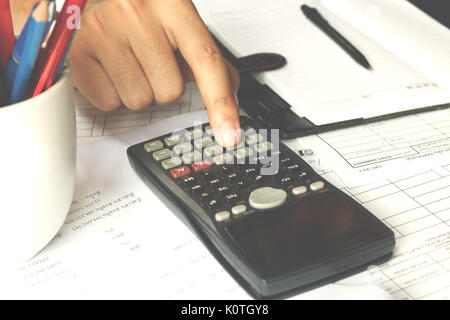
{"left": 96, "top": 95, "right": 121, "bottom": 112}
{"left": 155, "top": 82, "right": 185, "bottom": 105}
{"left": 124, "top": 91, "right": 154, "bottom": 110}
{"left": 195, "top": 44, "right": 222, "bottom": 66}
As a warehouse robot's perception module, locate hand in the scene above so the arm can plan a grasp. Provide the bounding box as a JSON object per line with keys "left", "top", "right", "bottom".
{"left": 68, "top": 0, "right": 241, "bottom": 147}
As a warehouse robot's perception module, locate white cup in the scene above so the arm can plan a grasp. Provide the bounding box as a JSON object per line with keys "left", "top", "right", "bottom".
{"left": 0, "top": 69, "right": 76, "bottom": 265}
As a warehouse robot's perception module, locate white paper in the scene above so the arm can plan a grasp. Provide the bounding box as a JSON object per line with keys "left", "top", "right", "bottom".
{"left": 322, "top": 0, "right": 450, "bottom": 92}
{"left": 285, "top": 108, "right": 450, "bottom": 187}
{"left": 74, "top": 83, "right": 206, "bottom": 142}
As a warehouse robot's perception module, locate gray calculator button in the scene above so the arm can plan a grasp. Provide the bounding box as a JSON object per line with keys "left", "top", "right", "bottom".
{"left": 213, "top": 153, "right": 234, "bottom": 165}
{"left": 215, "top": 211, "right": 230, "bottom": 222}
{"left": 173, "top": 142, "right": 193, "bottom": 155}
{"left": 144, "top": 140, "right": 163, "bottom": 152}
{"left": 161, "top": 157, "right": 182, "bottom": 170}
{"left": 194, "top": 137, "right": 213, "bottom": 149}
{"left": 292, "top": 186, "right": 307, "bottom": 195}
{"left": 231, "top": 205, "right": 247, "bottom": 215}
{"left": 205, "top": 126, "right": 213, "bottom": 136}
{"left": 310, "top": 181, "right": 325, "bottom": 191}
{"left": 245, "top": 133, "right": 263, "bottom": 145}
{"left": 234, "top": 147, "right": 253, "bottom": 160}
{"left": 186, "top": 128, "right": 203, "bottom": 140}
{"left": 249, "top": 187, "right": 287, "bottom": 210}
{"left": 164, "top": 135, "right": 184, "bottom": 147}
{"left": 255, "top": 141, "right": 273, "bottom": 153}
{"left": 204, "top": 145, "right": 223, "bottom": 157}
{"left": 152, "top": 148, "right": 171, "bottom": 161}
{"left": 182, "top": 151, "right": 202, "bottom": 164}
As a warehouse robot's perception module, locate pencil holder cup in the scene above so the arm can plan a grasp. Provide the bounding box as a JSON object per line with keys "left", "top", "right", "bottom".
{"left": 0, "top": 68, "right": 76, "bottom": 266}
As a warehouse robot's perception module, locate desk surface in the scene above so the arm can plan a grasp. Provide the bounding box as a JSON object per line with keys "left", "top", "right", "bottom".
{"left": 408, "top": 0, "right": 450, "bottom": 29}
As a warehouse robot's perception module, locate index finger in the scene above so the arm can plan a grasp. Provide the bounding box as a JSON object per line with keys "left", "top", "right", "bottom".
{"left": 165, "top": 3, "right": 241, "bottom": 147}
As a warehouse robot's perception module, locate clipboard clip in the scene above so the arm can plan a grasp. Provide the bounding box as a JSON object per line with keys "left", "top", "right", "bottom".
{"left": 234, "top": 53, "right": 286, "bottom": 73}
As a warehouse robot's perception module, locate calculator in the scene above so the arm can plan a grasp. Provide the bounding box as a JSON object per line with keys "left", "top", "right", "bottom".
{"left": 127, "top": 116, "right": 395, "bottom": 299}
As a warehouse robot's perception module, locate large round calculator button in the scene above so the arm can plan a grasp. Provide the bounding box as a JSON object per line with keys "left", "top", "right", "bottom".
{"left": 310, "top": 181, "right": 325, "bottom": 191}
{"left": 249, "top": 187, "right": 287, "bottom": 210}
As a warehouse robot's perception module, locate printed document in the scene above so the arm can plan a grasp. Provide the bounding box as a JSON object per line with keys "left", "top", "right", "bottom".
{"left": 285, "top": 108, "right": 450, "bottom": 187}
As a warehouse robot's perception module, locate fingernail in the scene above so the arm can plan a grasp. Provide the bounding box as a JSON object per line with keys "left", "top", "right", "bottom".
{"left": 217, "top": 121, "right": 241, "bottom": 147}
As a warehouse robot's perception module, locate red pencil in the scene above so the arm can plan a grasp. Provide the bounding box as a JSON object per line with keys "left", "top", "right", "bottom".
{"left": 0, "top": 0, "right": 15, "bottom": 67}
{"left": 26, "top": 0, "right": 87, "bottom": 98}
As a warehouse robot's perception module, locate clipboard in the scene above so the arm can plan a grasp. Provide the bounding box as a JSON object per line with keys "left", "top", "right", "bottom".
{"left": 215, "top": 36, "right": 450, "bottom": 140}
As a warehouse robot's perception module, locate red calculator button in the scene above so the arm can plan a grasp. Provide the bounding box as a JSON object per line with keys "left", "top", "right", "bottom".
{"left": 171, "top": 166, "right": 191, "bottom": 179}
{"left": 192, "top": 160, "right": 212, "bottom": 172}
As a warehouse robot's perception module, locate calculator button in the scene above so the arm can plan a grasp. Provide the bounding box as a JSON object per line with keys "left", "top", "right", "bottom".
{"left": 245, "top": 133, "right": 263, "bottom": 145}
{"left": 310, "top": 181, "right": 325, "bottom": 191}
{"left": 186, "top": 128, "right": 203, "bottom": 140}
{"left": 209, "top": 178, "right": 221, "bottom": 188}
{"left": 232, "top": 204, "right": 247, "bottom": 215}
{"left": 255, "top": 141, "right": 273, "bottom": 153}
{"left": 215, "top": 211, "right": 230, "bottom": 222}
{"left": 181, "top": 176, "right": 197, "bottom": 187}
{"left": 225, "top": 193, "right": 239, "bottom": 205}
{"left": 254, "top": 175, "right": 265, "bottom": 185}
{"left": 226, "top": 172, "right": 238, "bottom": 182}
{"left": 194, "top": 137, "right": 213, "bottom": 149}
{"left": 204, "top": 145, "right": 224, "bottom": 157}
{"left": 144, "top": 140, "right": 163, "bottom": 152}
{"left": 286, "top": 164, "right": 301, "bottom": 174}
{"left": 249, "top": 187, "right": 287, "bottom": 210}
{"left": 153, "top": 148, "right": 172, "bottom": 161}
{"left": 292, "top": 186, "right": 307, "bottom": 195}
{"left": 245, "top": 167, "right": 258, "bottom": 178}
{"left": 204, "top": 126, "right": 213, "bottom": 136}
{"left": 190, "top": 184, "right": 203, "bottom": 195}
{"left": 198, "top": 192, "right": 211, "bottom": 202}
{"left": 218, "top": 186, "right": 231, "bottom": 196}
{"left": 208, "top": 199, "right": 220, "bottom": 212}
{"left": 164, "top": 135, "right": 184, "bottom": 146}
{"left": 182, "top": 151, "right": 202, "bottom": 164}
{"left": 170, "top": 165, "right": 191, "bottom": 179}
{"left": 280, "top": 176, "right": 293, "bottom": 186}
{"left": 173, "top": 143, "right": 193, "bottom": 155}
{"left": 161, "top": 157, "right": 182, "bottom": 170}
{"left": 192, "top": 159, "right": 212, "bottom": 172}
{"left": 213, "top": 153, "right": 234, "bottom": 165}
{"left": 234, "top": 147, "right": 253, "bottom": 160}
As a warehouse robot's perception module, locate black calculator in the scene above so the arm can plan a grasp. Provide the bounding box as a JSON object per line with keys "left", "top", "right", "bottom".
{"left": 127, "top": 116, "right": 395, "bottom": 299}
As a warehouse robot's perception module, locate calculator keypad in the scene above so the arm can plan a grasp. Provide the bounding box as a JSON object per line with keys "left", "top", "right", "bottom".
{"left": 145, "top": 123, "right": 326, "bottom": 225}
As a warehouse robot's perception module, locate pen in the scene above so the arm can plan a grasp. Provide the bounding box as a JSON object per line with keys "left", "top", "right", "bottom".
{"left": 300, "top": 4, "right": 372, "bottom": 71}
{"left": 5, "top": 1, "right": 48, "bottom": 103}
{"left": 0, "top": 67, "right": 8, "bottom": 106}
{"left": 26, "top": 0, "right": 88, "bottom": 98}
{"left": 0, "top": 0, "right": 16, "bottom": 68}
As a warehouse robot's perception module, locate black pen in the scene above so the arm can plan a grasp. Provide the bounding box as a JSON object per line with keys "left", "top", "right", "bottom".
{"left": 301, "top": 4, "right": 373, "bottom": 71}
